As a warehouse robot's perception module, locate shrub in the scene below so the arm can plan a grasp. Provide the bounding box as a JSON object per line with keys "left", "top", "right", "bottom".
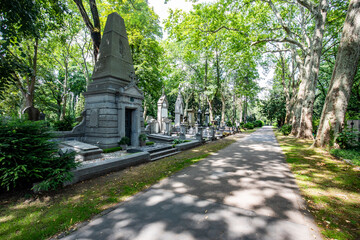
{"left": 244, "top": 122, "right": 254, "bottom": 129}
{"left": 118, "top": 136, "right": 130, "bottom": 145}
{"left": 139, "top": 134, "right": 147, "bottom": 141}
{"left": 53, "top": 115, "right": 76, "bottom": 131}
{"left": 146, "top": 141, "right": 155, "bottom": 146}
{"left": 103, "top": 147, "right": 122, "bottom": 153}
{"left": 172, "top": 139, "right": 190, "bottom": 145}
{"left": 330, "top": 149, "right": 360, "bottom": 166}
{"left": 253, "top": 120, "right": 264, "bottom": 128}
{"left": 336, "top": 128, "right": 360, "bottom": 149}
{"left": 0, "top": 118, "right": 78, "bottom": 191}
{"left": 280, "top": 124, "right": 292, "bottom": 135}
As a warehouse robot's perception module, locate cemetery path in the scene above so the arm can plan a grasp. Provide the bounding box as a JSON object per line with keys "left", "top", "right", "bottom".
{"left": 60, "top": 126, "right": 322, "bottom": 240}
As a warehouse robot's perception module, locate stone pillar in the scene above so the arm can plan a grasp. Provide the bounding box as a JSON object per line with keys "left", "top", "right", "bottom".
{"left": 196, "top": 126, "right": 204, "bottom": 142}
{"left": 180, "top": 123, "right": 186, "bottom": 140}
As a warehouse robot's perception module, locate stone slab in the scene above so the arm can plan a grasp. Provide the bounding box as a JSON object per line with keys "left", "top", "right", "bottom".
{"left": 61, "top": 141, "right": 103, "bottom": 161}
{"left": 67, "top": 152, "right": 150, "bottom": 185}
{"left": 174, "top": 140, "right": 201, "bottom": 151}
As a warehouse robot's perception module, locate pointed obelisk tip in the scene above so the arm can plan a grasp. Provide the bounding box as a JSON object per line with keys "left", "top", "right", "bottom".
{"left": 91, "top": 12, "right": 135, "bottom": 86}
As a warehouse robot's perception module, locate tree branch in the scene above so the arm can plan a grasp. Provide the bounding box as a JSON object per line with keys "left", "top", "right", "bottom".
{"left": 296, "top": 0, "right": 317, "bottom": 15}
{"left": 251, "top": 38, "right": 305, "bottom": 52}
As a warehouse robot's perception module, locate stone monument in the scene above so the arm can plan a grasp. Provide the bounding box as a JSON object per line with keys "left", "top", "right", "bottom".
{"left": 187, "top": 109, "right": 195, "bottom": 127}
{"left": 157, "top": 89, "right": 168, "bottom": 133}
{"left": 81, "top": 12, "right": 144, "bottom": 148}
{"left": 174, "top": 89, "right": 184, "bottom": 129}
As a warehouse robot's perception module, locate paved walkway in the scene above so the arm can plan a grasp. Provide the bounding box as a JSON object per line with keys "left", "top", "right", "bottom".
{"left": 61, "top": 127, "right": 321, "bottom": 240}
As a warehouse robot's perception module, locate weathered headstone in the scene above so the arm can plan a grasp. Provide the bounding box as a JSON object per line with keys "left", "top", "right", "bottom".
{"left": 174, "top": 90, "right": 184, "bottom": 129}
{"left": 22, "top": 106, "right": 40, "bottom": 121}
{"left": 187, "top": 109, "right": 195, "bottom": 127}
{"left": 157, "top": 89, "right": 168, "bottom": 133}
{"left": 81, "top": 12, "right": 144, "bottom": 148}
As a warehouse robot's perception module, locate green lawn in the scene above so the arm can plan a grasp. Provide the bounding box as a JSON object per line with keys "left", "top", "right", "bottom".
{"left": 0, "top": 135, "right": 239, "bottom": 240}
{"left": 275, "top": 131, "right": 360, "bottom": 240}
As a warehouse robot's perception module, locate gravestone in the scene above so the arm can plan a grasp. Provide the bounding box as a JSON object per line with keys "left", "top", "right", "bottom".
{"left": 187, "top": 109, "right": 195, "bottom": 127}
{"left": 157, "top": 90, "right": 168, "bottom": 133}
{"left": 22, "top": 106, "right": 40, "bottom": 121}
{"left": 347, "top": 120, "right": 360, "bottom": 141}
{"left": 81, "top": 12, "right": 144, "bottom": 148}
{"left": 174, "top": 90, "right": 184, "bottom": 129}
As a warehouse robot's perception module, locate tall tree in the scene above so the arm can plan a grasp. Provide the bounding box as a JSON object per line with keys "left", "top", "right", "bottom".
{"left": 73, "top": 0, "right": 101, "bottom": 62}
{"left": 314, "top": 0, "right": 360, "bottom": 147}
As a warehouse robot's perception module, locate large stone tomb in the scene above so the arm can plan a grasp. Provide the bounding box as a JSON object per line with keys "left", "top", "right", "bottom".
{"left": 82, "top": 12, "right": 144, "bottom": 148}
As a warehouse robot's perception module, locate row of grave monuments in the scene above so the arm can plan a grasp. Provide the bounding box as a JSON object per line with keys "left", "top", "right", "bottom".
{"left": 144, "top": 88, "right": 242, "bottom": 141}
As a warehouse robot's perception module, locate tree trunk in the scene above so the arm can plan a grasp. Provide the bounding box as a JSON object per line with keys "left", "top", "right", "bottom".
{"left": 221, "top": 92, "right": 226, "bottom": 125}
{"left": 314, "top": 0, "right": 360, "bottom": 147}
{"left": 207, "top": 96, "right": 214, "bottom": 122}
{"left": 297, "top": 0, "right": 328, "bottom": 139}
{"left": 60, "top": 59, "right": 69, "bottom": 121}
{"left": 73, "top": 0, "right": 101, "bottom": 62}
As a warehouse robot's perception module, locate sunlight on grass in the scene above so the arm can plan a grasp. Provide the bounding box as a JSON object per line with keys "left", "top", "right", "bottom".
{"left": 275, "top": 131, "right": 360, "bottom": 240}
{"left": 0, "top": 137, "right": 237, "bottom": 240}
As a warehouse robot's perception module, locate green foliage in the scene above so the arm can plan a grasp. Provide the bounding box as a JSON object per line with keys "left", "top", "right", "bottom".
{"left": 172, "top": 139, "right": 190, "bottom": 145}
{"left": 244, "top": 122, "right": 254, "bottom": 129}
{"left": 139, "top": 134, "right": 147, "bottom": 141}
{"left": 103, "top": 147, "right": 122, "bottom": 153}
{"left": 118, "top": 137, "right": 130, "bottom": 145}
{"left": 336, "top": 128, "right": 360, "bottom": 149}
{"left": 146, "top": 141, "right": 155, "bottom": 146}
{"left": 253, "top": 120, "right": 264, "bottom": 128}
{"left": 330, "top": 149, "right": 360, "bottom": 166}
{"left": 0, "top": 118, "right": 78, "bottom": 191}
{"left": 280, "top": 124, "right": 292, "bottom": 136}
{"left": 52, "top": 115, "right": 76, "bottom": 131}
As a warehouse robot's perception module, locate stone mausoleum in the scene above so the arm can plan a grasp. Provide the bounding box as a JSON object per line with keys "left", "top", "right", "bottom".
{"left": 74, "top": 12, "right": 144, "bottom": 149}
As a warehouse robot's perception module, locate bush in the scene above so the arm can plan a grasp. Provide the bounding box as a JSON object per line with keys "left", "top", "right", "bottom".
{"left": 244, "top": 122, "right": 254, "bottom": 129}
{"left": 103, "top": 147, "right": 122, "bottom": 153}
{"left": 139, "top": 134, "right": 147, "bottom": 141}
{"left": 146, "top": 141, "right": 155, "bottom": 146}
{"left": 280, "top": 124, "right": 292, "bottom": 135}
{"left": 53, "top": 115, "right": 76, "bottom": 131}
{"left": 0, "top": 118, "right": 78, "bottom": 191}
{"left": 253, "top": 120, "right": 264, "bottom": 128}
{"left": 330, "top": 149, "right": 360, "bottom": 166}
{"left": 172, "top": 139, "right": 190, "bottom": 145}
{"left": 118, "top": 136, "right": 130, "bottom": 145}
{"left": 336, "top": 128, "right": 360, "bottom": 149}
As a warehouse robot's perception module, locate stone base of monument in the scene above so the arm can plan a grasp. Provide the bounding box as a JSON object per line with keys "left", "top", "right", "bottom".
{"left": 60, "top": 141, "right": 103, "bottom": 161}
{"left": 66, "top": 152, "right": 150, "bottom": 185}
{"left": 147, "top": 134, "right": 175, "bottom": 143}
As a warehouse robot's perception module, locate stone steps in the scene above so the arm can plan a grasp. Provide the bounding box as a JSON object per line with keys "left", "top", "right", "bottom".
{"left": 150, "top": 148, "right": 179, "bottom": 161}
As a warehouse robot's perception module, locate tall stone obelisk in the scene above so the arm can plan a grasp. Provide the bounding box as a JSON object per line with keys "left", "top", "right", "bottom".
{"left": 83, "top": 13, "right": 144, "bottom": 148}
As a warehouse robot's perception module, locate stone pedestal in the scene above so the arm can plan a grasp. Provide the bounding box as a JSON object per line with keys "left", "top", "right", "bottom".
{"left": 157, "top": 91, "right": 168, "bottom": 133}
{"left": 174, "top": 90, "right": 184, "bottom": 129}
{"left": 180, "top": 123, "right": 186, "bottom": 140}
{"left": 196, "top": 126, "right": 204, "bottom": 142}
{"left": 164, "top": 118, "right": 171, "bottom": 136}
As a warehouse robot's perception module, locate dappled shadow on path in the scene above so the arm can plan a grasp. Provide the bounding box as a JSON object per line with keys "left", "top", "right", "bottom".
{"left": 61, "top": 127, "right": 317, "bottom": 240}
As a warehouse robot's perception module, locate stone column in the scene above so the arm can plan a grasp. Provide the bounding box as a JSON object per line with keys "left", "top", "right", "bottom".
{"left": 180, "top": 123, "right": 186, "bottom": 140}
{"left": 196, "top": 126, "right": 204, "bottom": 142}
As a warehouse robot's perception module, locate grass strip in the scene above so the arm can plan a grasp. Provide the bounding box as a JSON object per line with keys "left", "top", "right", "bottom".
{"left": 0, "top": 137, "right": 236, "bottom": 240}
{"left": 275, "top": 131, "right": 360, "bottom": 240}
